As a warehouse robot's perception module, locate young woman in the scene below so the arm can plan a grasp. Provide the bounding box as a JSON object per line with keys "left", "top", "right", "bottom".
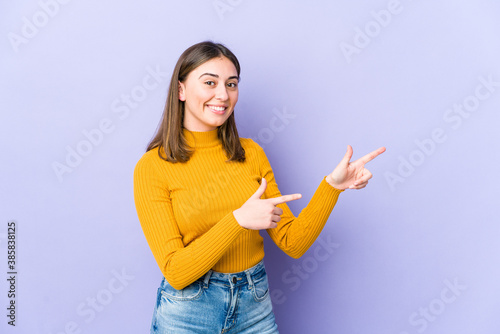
{"left": 134, "top": 41, "right": 385, "bottom": 333}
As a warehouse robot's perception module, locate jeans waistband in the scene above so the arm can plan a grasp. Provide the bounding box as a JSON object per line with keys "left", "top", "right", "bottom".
{"left": 200, "top": 260, "right": 265, "bottom": 289}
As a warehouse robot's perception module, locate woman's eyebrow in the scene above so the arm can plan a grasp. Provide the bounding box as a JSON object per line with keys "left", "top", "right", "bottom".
{"left": 199, "top": 73, "right": 218, "bottom": 79}
{"left": 198, "top": 73, "right": 239, "bottom": 81}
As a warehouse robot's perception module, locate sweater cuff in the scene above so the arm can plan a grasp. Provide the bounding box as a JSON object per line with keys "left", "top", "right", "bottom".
{"left": 226, "top": 211, "right": 248, "bottom": 234}
{"left": 322, "top": 176, "right": 345, "bottom": 195}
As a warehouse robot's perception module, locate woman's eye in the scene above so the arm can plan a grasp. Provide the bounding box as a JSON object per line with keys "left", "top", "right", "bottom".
{"left": 227, "top": 82, "right": 238, "bottom": 88}
{"left": 205, "top": 81, "right": 216, "bottom": 86}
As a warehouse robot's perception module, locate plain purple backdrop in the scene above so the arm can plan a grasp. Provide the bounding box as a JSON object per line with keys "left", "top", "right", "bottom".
{"left": 1, "top": 0, "right": 500, "bottom": 333}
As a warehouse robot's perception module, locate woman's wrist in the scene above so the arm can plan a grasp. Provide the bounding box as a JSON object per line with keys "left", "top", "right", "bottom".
{"left": 325, "top": 174, "right": 345, "bottom": 190}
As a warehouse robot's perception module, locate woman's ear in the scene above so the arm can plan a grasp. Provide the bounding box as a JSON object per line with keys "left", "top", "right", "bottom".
{"left": 178, "top": 81, "right": 186, "bottom": 101}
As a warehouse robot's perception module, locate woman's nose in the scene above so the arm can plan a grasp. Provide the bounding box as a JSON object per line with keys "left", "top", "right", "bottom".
{"left": 215, "top": 84, "right": 229, "bottom": 100}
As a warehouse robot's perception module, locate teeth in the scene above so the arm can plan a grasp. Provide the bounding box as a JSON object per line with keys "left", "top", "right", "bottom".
{"left": 208, "top": 106, "right": 226, "bottom": 111}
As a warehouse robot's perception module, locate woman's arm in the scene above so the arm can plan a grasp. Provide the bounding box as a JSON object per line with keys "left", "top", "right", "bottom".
{"left": 133, "top": 155, "right": 246, "bottom": 290}
{"left": 257, "top": 144, "right": 385, "bottom": 258}
{"left": 255, "top": 145, "right": 344, "bottom": 258}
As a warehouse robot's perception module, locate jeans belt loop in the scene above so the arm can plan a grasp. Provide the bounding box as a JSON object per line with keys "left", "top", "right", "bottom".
{"left": 245, "top": 270, "right": 254, "bottom": 290}
{"left": 203, "top": 270, "right": 212, "bottom": 289}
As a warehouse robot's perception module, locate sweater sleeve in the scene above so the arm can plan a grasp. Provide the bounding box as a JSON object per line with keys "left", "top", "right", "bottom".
{"left": 133, "top": 153, "right": 246, "bottom": 290}
{"left": 255, "top": 145, "right": 344, "bottom": 258}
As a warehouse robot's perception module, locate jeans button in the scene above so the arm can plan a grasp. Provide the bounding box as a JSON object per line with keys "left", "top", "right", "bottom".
{"left": 232, "top": 277, "right": 237, "bottom": 284}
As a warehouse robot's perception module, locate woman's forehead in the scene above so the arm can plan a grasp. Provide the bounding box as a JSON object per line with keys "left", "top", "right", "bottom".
{"left": 190, "top": 57, "right": 238, "bottom": 78}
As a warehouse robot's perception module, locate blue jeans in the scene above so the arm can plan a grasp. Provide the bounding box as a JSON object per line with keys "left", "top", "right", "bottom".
{"left": 150, "top": 260, "right": 279, "bottom": 333}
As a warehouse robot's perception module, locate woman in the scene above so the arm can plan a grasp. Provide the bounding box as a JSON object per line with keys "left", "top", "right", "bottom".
{"left": 134, "top": 41, "right": 385, "bottom": 333}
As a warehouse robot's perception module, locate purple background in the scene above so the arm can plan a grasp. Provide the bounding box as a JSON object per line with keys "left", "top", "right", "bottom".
{"left": 1, "top": 0, "right": 500, "bottom": 333}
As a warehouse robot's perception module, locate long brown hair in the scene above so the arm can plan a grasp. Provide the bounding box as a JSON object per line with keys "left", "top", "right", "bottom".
{"left": 146, "top": 41, "right": 246, "bottom": 163}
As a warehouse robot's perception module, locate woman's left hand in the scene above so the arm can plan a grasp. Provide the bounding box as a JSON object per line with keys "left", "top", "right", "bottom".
{"left": 326, "top": 145, "right": 386, "bottom": 190}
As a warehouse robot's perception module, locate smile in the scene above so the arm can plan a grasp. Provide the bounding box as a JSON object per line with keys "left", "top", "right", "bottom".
{"left": 207, "top": 105, "right": 228, "bottom": 114}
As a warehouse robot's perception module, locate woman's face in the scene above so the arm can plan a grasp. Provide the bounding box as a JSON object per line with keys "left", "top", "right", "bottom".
{"left": 179, "top": 56, "right": 239, "bottom": 132}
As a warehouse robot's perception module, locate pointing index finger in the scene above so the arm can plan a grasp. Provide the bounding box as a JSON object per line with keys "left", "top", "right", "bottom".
{"left": 269, "top": 193, "right": 302, "bottom": 205}
{"left": 357, "top": 147, "right": 386, "bottom": 165}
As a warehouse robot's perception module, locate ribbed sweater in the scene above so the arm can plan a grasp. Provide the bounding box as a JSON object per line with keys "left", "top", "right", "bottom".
{"left": 133, "top": 128, "right": 343, "bottom": 290}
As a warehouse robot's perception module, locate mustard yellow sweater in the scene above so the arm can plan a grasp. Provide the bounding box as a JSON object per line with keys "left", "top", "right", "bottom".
{"left": 133, "top": 128, "right": 343, "bottom": 289}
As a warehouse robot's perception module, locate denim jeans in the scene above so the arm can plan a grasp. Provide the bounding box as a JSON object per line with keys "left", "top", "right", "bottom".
{"left": 150, "top": 260, "right": 279, "bottom": 333}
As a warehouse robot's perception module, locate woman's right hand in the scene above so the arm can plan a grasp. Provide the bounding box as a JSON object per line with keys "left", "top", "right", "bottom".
{"left": 233, "top": 178, "right": 302, "bottom": 230}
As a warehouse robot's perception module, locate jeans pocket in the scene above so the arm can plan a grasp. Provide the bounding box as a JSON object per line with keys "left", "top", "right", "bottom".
{"left": 160, "top": 280, "right": 203, "bottom": 301}
{"left": 252, "top": 271, "right": 270, "bottom": 302}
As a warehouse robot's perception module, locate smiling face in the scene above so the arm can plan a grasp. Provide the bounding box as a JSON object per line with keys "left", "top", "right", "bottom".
{"left": 178, "top": 56, "right": 239, "bottom": 132}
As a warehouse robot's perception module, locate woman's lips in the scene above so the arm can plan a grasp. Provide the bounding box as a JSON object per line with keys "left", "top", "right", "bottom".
{"left": 206, "top": 105, "right": 228, "bottom": 114}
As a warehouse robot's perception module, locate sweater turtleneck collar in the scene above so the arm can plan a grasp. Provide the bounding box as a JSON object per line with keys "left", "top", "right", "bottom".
{"left": 182, "top": 127, "right": 221, "bottom": 148}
